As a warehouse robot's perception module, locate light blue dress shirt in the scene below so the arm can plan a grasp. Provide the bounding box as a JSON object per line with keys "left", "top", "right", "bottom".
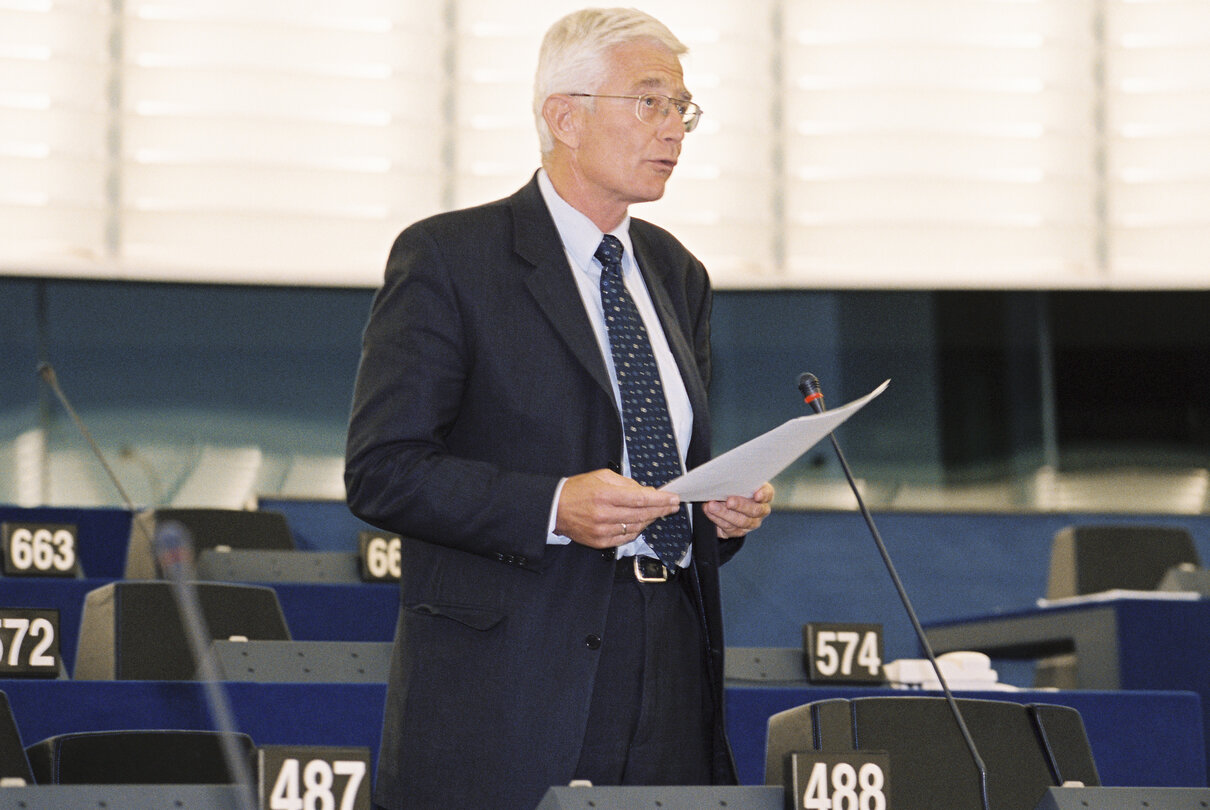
{"left": 537, "top": 169, "right": 694, "bottom": 565}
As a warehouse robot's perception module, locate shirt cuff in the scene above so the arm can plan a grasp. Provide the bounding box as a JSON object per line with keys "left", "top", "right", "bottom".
{"left": 546, "top": 477, "right": 571, "bottom": 545}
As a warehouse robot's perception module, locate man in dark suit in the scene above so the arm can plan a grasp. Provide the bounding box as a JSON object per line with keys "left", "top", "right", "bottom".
{"left": 345, "top": 8, "right": 773, "bottom": 810}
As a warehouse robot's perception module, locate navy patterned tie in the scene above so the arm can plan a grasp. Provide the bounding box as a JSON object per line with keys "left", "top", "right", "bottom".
{"left": 596, "top": 234, "right": 692, "bottom": 567}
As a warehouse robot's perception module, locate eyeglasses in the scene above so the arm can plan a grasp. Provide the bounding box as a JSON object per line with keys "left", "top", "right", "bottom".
{"left": 568, "top": 92, "right": 703, "bottom": 133}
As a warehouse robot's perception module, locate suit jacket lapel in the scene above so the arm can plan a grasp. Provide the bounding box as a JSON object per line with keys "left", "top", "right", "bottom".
{"left": 630, "top": 231, "right": 711, "bottom": 460}
{"left": 510, "top": 177, "right": 616, "bottom": 404}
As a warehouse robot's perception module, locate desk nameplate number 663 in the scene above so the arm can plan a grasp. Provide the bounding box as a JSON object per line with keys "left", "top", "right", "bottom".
{"left": 1, "top": 522, "right": 81, "bottom": 578}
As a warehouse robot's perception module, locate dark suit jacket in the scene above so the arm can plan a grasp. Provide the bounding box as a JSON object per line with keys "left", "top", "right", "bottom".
{"left": 345, "top": 174, "right": 742, "bottom": 810}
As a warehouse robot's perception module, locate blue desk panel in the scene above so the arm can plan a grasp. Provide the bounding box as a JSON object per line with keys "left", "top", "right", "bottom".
{"left": 1, "top": 680, "right": 387, "bottom": 769}
{"left": 927, "top": 597, "right": 1210, "bottom": 692}
{"left": 0, "top": 578, "right": 95, "bottom": 674}
{"left": 926, "top": 597, "right": 1210, "bottom": 783}
{"left": 0, "top": 503, "right": 372, "bottom": 577}
{"left": 0, "top": 506, "right": 131, "bottom": 579}
{"left": 0, "top": 578, "right": 399, "bottom": 674}
{"left": 0, "top": 681, "right": 1201, "bottom": 791}
{"left": 271, "top": 582, "right": 398, "bottom": 642}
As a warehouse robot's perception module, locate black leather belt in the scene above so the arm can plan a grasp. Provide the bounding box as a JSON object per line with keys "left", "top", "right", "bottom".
{"left": 615, "top": 555, "right": 676, "bottom": 582}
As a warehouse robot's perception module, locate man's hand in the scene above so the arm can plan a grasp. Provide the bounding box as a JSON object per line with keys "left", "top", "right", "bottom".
{"left": 703, "top": 482, "right": 774, "bottom": 539}
{"left": 555, "top": 468, "right": 681, "bottom": 549}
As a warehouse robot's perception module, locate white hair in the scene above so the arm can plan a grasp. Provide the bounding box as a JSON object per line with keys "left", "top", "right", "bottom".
{"left": 533, "top": 7, "right": 688, "bottom": 154}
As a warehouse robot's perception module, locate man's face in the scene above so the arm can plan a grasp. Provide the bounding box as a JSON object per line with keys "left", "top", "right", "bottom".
{"left": 572, "top": 39, "right": 690, "bottom": 214}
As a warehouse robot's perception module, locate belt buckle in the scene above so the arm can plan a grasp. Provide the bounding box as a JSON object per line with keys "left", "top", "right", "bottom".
{"left": 634, "top": 556, "right": 668, "bottom": 583}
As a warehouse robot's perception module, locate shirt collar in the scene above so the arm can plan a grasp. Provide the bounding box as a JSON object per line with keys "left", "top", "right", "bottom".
{"left": 537, "top": 169, "right": 634, "bottom": 277}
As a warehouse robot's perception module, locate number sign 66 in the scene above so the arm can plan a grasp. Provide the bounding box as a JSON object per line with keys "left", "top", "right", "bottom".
{"left": 358, "top": 532, "right": 401, "bottom": 582}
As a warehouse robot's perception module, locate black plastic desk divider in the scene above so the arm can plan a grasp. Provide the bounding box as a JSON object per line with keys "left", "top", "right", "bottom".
{"left": 24, "top": 729, "right": 255, "bottom": 785}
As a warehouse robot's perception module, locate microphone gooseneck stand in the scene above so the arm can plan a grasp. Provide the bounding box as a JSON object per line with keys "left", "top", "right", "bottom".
{"left": 38, "top": 362, "right": 257, "bottom": 810}
{"left": 798, "top": 372, "right": 990, "bottom": 810}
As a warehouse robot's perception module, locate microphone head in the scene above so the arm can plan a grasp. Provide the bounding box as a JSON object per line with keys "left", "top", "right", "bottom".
{"left": 797, "top": 372, "right": 825, "bottom": 412}
{"left": 152, "top": 520, "right": 196, "bottom": 576}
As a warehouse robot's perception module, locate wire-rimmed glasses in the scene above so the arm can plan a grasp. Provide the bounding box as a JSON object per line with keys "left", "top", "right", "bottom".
{"left": 567, "top": 92, "right": 703, "bottom": 132}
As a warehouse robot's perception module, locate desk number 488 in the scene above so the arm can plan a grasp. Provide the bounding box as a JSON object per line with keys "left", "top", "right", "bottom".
{"left": 801, "top": 760, "right": 886, "bottom": 810}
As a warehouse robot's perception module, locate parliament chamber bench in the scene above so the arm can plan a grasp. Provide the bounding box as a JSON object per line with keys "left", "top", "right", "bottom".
{"left": 1, "top": 505, "right": 1208, "bottom": 795}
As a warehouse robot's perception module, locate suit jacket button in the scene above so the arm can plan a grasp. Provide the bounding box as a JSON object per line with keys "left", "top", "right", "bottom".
{"left": 607, "top": 460, "right": 621, "bottom": 473}
{"left": 584, "top": 634, "right": 602, "bottom": 650}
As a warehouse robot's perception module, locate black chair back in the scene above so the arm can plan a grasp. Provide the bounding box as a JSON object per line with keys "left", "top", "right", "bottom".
{"left": 26, "top": 730, "right": 255, "bottom": 785}
{"left": 1046, "top": 524, "right": 1199, "bottom": 598}
{"left": 73, "top": 581, "right": 290, "bottom": 680}
{"left": 125, "top": 507, "right": 295, "bottom": 579}
{"left": 766, "top": 697, "right": 1100, "bottom": 810}
{"left": 0, "top": 692, "right": 33, "bottom": 785}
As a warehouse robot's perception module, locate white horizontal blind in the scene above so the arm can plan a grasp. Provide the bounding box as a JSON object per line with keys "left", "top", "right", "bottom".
{"left": 446, "top": 0, "right": 558, "bottom": 209}
{"left": 0, "top": 0, "right": 446, "bottom": 285}
{"left": 1106, "top": 0, "right": 1210, "bottom": 285}
{"left": 0, "top": 1, "right": 1208, "bottom": 288}
{"left": 118, "top": 0, "right": 445, "bottom": 284}
{"left": 781, "top": 0, "right": 1099, "bottom": 288}
{"left": 0, "top": 0, "right": 110, "bottom": 272}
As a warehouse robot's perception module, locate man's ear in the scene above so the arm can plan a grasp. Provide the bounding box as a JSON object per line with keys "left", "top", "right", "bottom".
{"left": 542, "top": 94, "right": 581, "bottom": 150}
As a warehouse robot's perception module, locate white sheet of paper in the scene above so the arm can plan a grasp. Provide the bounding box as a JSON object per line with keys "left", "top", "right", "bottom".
{"left": 660, "top": 379, "right": 890, "bottom": 502}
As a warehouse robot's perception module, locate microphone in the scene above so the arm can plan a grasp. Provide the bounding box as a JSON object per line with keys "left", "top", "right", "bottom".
{"left": 37, "top": 362, "right": 256, "bottom": 810}
{"left": 798, "top": 372, "right": 991, "bottom": 810}
{"left": 155, "top": 521, "right": 257, "bottom": 810}
{"left": 797, "top": 372, "right": 824, "bottom": 411}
